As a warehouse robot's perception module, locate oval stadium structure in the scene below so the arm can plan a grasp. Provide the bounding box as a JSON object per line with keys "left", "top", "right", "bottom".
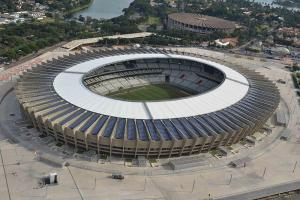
{"left": 167, "top": 13, "right": 236, "bottom": 34}
{"left": 15, "top": 48, "right": 280, "bottom": 158}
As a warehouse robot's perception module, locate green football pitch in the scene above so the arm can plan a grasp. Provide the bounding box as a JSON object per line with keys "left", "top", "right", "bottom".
{"left": 108, "top": 84, "right": 193, "bottom": 101}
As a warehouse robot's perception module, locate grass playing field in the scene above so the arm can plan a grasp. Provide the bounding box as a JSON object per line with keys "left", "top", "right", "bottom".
{"left": 108, "top": 84, "right": 192, "bottom": 101}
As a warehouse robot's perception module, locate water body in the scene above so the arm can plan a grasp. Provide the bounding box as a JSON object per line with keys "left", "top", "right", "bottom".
{"left": 254, "top": 0, "right": 274, "bottom": 4}
{"left": 75, "top": 0, "right": 297, "bottom": 20}
{"left": 74, "top": 0, "right": 134, "bottom": 19}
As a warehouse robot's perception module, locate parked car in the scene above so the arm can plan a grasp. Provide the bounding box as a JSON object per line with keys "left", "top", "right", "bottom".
{"left": 111, "top": 173, "right": 124, "bottom": 180}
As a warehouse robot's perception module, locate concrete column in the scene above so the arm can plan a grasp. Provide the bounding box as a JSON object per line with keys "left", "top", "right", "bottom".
{"left": 198, "top": 137, "right": 207, "bottom": 154}
{"left": 85, "top": 134, "right": 88, "bottom": 150}
{"left": 190, "top": 138, "right": 198, "bottom": 155}
{"left": 73, "top": 131, "right": 78, "bottom": 149}
{"left": 109, "top": 139, "right": 112, "bottom": 157}
{"left": 62, "top": 128, "right": 68, "bottom": 145}
{"left": 134, "top": 140, "right": 139, "bottom": 158}
{"left": 168, "top": 140, "right": 176, "bottom": 158}
{"left": 179, "top": 140, "right": 187, "bottom": 156}
{"left": 146, "top": 142, "right": 151, "bottom": 158}
{"left": 97, "top": 135, "right": 100, "bottom": 155}
{"left": 207, "top": 136, "right": 217, "bottom": 151}
{"left": 157, "top": 141, "right": 164, "bottom": 159}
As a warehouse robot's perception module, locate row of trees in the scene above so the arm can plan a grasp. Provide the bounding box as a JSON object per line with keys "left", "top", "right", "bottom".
{"left": 0, "top": 0, "right": 17, "bottom": 12}
{"left": 97, "top": 35, "right": 186, "bottom": 46}
{"left": 0, "top": 20, "right": 91, "bottom": 61}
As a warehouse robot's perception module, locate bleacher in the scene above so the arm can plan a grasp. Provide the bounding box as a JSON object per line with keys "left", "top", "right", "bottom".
{"left": 83, "top": 58, "right": 223, "bottom": 96}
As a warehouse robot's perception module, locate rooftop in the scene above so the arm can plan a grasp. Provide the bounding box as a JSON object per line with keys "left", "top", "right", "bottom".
{"left": 53, "top": 53, "right": 249, "bottom": 119}
{"left": 168, "top": 13, "right": 236, "bottom": 29}
{"left": 62, "top": 32, "right": 154, "bottom": 50}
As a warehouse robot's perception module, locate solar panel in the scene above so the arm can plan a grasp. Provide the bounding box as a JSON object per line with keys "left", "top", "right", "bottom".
{"left": 170, "top": 119, "right": 193, "bottom": 139}
{"left": 50, "top": 107, "right": 77, "bottom": 121}
{"left": 80, "top": 114, "right": 100, "bottom": 132}
{"left": 115, "top": 118, "right": 126, "bottom": 139}
{"left": 35, "top": 101, "right": 65, "bottom": 112}
{"left": 153, "top": 120, "right": 172, "bottom": 141}
{"left": 162, "top": 119, "right": 182, "bottom": 140}
{"left": 212, "top": 112, "right": 236, "bottom": 130}
{"left": 233, "top": 104, "right": 258, "bottom": 119}
{"left": 209, "top": 113, "right": 233, "bottom": 133}
{"left": 91, "top": 115, "right": 108, "bottom": 135}
{"left": 103, "top": 117, "right": 117, "bottom": 138}
{"left": 227, "top": 108, "right": 254, "bottom": 127}
{"left": 59, "top": 109, "right": 85, "bottom": 126}
{"left": 194, "top": 116, "right": 216, "bottom": 136}
{"left": 33, "top": 98, "right": 61, "bottom": 108}
{"left": 144, "top": 120, "right": 160, "bottom": 141}
{"left": 218, "top": 111, "right": 243, "bottom": 129}
{"left": 42, "top": 104, "right": 70, "bottom": 117}
{"left": 201, "top": 115, "right": 223, "bottom": 134}
{"left": 180, "top": 118, "right": 203, "bottom": 137}
{"left": 127, "top": 119, "right": 136, "bottom": 140}
{"left": 177, "top": 118, "right": 201, "bottom": 136}
{"left": 29, "top": 95, "right": 58, "bottom": 103}
{"left": 69, "top": 111, "right": 93, "bottom": 129}
{"left": 136, "top": 120, "right": 148, "bottom": 141}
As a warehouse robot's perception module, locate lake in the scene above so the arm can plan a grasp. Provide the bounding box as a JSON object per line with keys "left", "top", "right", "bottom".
{"left": 74, "top": 0, "right": 134, "bottom": 19}
{"left": 74, "top": 0, "right": 297, "bottom": 20}
{"left": 254, "top": 0, "right": 274, "bottom": 4}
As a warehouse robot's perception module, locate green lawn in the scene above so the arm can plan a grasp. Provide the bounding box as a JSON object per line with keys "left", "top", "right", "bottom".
{"left": 146, "top": 16, "right": 160, "bottom": 25}
{"left": 108, "top": 84, "right": 192, "bottom": 101}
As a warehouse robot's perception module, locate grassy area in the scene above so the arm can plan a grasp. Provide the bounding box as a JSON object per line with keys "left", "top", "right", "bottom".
{"left": 146, "top": 16, "right": 160, "bottom": 25}
{"left": 108, "top": 84, "right": 192, "bottom": 101}
{"left": 39, "top": 17, "right": 56, "bottom": 24}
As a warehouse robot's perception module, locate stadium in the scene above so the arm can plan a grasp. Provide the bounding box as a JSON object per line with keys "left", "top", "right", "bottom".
{"left": 167, "top": 13, "right": 236, "bottom": 34}
{"left": 15, "top": 48, "right": 279, "bottom": 158}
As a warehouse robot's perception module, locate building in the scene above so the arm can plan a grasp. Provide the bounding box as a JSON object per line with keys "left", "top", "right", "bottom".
{"left": 15, "top": 48, "right": 279, "bottom": 158}
{"left": 167, "top": 13, "right": 236, "bottom": 34}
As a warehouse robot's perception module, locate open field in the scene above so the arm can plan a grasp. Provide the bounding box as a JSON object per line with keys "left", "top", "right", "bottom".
{"left": 108, "top": 84, "right": 192, "bottom": 101}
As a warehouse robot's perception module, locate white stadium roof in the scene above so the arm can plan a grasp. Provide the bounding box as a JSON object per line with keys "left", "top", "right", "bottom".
{"left": 53, "top": 54, "right": 249, "bottom": 119}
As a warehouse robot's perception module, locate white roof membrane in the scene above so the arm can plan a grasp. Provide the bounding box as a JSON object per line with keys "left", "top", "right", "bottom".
{"left": 53, "top": 54, "right": 249, "bottom": 119}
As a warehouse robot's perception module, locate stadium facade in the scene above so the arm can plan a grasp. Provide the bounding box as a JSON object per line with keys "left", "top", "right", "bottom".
{"left": 15, "top": 48, "right": 279, "bottom": 158}
{"left": 167, "top": 13, "right": 236, "bottom": 34}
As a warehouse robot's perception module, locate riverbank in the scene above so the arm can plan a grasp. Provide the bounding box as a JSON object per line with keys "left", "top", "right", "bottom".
{"left": 64, "top": 0, "right": 94, "bottom": 16}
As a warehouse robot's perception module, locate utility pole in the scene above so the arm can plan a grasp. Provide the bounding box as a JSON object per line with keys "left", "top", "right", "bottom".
{"left": 228, "top": 174, "right": 232, "bottom": 185}
{"left": 143, "top": 178, "right": 147, "bottom": 191}
{"left": 262, "top": 167, "right": 267, "bottom": 178}
{"left": 191, "top": 179, "right": 195, "bottom": 193}
{"left": 293, "top": 161, "right": 298, "bottom": 173}
{"left": 93, "top": 177, "right": 96, "bottom": 190}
